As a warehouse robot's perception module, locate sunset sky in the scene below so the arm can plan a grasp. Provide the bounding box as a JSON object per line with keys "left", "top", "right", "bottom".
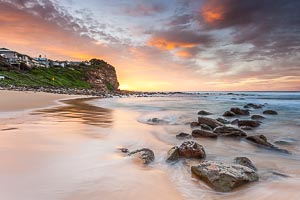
{"left": 0, "top": 0, "right": 299, "bottom": 91}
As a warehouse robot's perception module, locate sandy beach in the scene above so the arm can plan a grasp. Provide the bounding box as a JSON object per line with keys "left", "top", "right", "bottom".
{"left": 0, "top": 90, "right": 78, "bottom": 112}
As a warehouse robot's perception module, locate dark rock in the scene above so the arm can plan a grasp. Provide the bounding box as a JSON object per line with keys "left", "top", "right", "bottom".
{"left": 166, "top": 141, "right": 206, "bottom": 161}
{"left": 216, "top": 118, "right": 230, "bottom": 124}
{"left": 274, "top": 138, "right": 297, "bottom": 145}
{"left": 251, "top": 115, "right": 265, "bottom": 120}
{"left": 198, "top": 110, "right": 212, "bottom": 115}
{"left": 240, "top": 126, "right": 254, "bottom": 130}
{"left": 176, "top": 132, "right": 192, "bottom": 139}
{"left": 246, "top": 135, "right": 289, "bottom": 154}
{"left": 147, "top": 118, "right": 166, "bottom": 124}
{"left": 119, "top": 147, "right": 129, "bottom": 153}
{"left": 166, "top": 146, "right": 180, "bottom": 161}
{"left": 223, "top": 111, "right": 236, "bottom": 117}
{"left": 213, "top": 126, "right": 247, "bottom": 137}
{"left": 192, "top": 129, "right": 218, "bottom": 138}
{"left": 234, "top": 157, "right": 257, "bottom": 171}
{"left": 128, "top": 148, "right": 155, "bottom": 164}
{"left": 198, "top": 117, "right": 223, "bottom": 129}
{"left": 238, "top": 120, "right": 260, "bottom": 127}
{"left": 230, "top": 107, "right": 250, "bottom": 116}
{"left": 263, "top": 110, "right": 278, "bottom": 115}
{"left": 178, "top": 141, "right": 206, "bottom": 159}
{"left": 191, "top": 161, "right": 259, "bottom": 192}
{"left": 231, "top": 119, "right": 240, "bottom": 125}
{"left": 199, "top": 124, "right": 213, "bottom": 131}
{"left": 190, "top": 122, "right": 200, "bottom": 127}
{"left": 244, "top": 103, "right": 264, "bottom": 109}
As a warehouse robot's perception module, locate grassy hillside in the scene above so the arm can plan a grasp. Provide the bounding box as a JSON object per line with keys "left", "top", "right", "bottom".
{"left": 0, "top": 67, "right": 91, "bottom": 88}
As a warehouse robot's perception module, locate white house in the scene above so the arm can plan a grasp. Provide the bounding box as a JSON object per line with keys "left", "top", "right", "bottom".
{"left": 34, "top": 55, "right": 49, "bottom": 68}
{"left": 0, "top": 48, "right": 35, "bottom": 67}
{"left": 0, "top": 75, "right": 5, "bottom": 80}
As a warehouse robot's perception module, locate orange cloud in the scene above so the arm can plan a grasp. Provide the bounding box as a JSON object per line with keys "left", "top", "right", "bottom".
{"left": 175, "top": 49, "right": 193, "bottom": 58}
{"left": 202, "top": 4, "right": 224, "bottom": 23}
{"left": 148, "top": 37, "right": 198, "bottom": 50}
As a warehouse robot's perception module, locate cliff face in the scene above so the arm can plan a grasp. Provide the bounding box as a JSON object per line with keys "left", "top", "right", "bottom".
{"left": 85, "top": 63, "right": 119, "bottom": 92}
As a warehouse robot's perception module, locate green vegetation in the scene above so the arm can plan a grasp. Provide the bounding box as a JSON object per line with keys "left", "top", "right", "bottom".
{"left": 105, "top": 82, "right": 114, "bottom": 91}
{"left": 0, "top": 67, "right": 91, "bottom": 88}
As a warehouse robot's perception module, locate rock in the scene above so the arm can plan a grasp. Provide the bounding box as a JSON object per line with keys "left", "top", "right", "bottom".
{"left": 231, "top": 119, "right": 239, "bottom": 125}
{"left": 244, "top": 103, "right": 263, "bottom": 109}
{"left": 213, "top": 126, "right": 247, "bottom": 137}
{"left": 192, "top": 129, "right": 218, "bottom": 138}
{"left": 179, "top": 141, "right": 206, "bottom": 159}
{"left": 274, "top": 138, "right": 297, "bottom": 145}
{"left": 246, "top": 135, "right": 289, "bottom": 154}
{"left": 238, "top": 120, "right": 260, "bottom": 127}
{"left": 234, "top": 157, "right": 257, "bottom": 171}
{"left": 119, "top": 147, "right": 129, "bottom": 153}
{"left": 191, "top": 161, "right": 259, "bottom": 192}
{"left": 240, "top": 126, "right": 254, "bottom": 130}
{"left": 128, "top": 148, "right": 155, "bottom": 164}
{"left": 176, "top": 132, "right": 192, "bottom": 139}
{"left": 166, "top": 146, "right": 180, "bottom": 161}
{"left": 198, "top": 117, "right": 223, "bottom": 129}
{"left": 251, "top": 115, "right": 265, "bottom": 120}
{"left": 199, "top": 124, "right": 213, "bottom": 131}
{"left": 263, "top": 110, "right": 278, "bottom": 115}
{"left": 216, "top": 118, "right": 230, "bottom": 124}
{"left": 198, "top": 110, "right": 212, "bottom": 115}
{"left": 230, "top": 107, "right": 250, "bottom": 116}
{"left": 166, "top": 141, "right": 206, "bottom": 161}
{"left": 147, "top": 118, "right": 168, "bottom": 124}
{"left": 190, "top": 122, "right": 200, "bottom": 127}
{"left": 223, "top": 111, "right": 236, "bottom": 117}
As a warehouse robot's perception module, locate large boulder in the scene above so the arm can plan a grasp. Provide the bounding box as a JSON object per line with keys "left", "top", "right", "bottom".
{"left": 167, "top": 141, "right": 206, "bottom": 161}
{"left": 234, "top": 157, "right": 257, "bottom": 171}
{"left": 238, "top": 120, "right": 260, "bottom": 128}
{"left": 198, "top": 117, "right": 223, "bottom": 129}
{"left": 246, "top": 135, "right": 289, "bottom": 154}
{"left": 199, "top": 124, "right": 213, "bottom": 131}
{"left": 190, "top": 122, "right": 200, "bottom": 127}
{"left": 230, "top": 107, "right": 250, "bottom": 116}
{"left": 213, "top": 126, "right": 247, "bottom": 137}
{"left": 192, "top": 129, "right": 218, "bottom": 138}
{"left": 198, "top": 110, "right": 212, "bottom": 115}
{"left": 191, "top": 161, "right": 259, "bottom": 192}
{"left": 128, "top": 148, "right": 155, "bottom": 164}
{"left": 263, "top": 110, "right": 278, "bottom": 115}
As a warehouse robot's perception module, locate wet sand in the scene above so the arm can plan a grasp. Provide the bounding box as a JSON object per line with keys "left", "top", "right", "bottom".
{"left": 0, "top": 90, "right": 79, "bottom": 112}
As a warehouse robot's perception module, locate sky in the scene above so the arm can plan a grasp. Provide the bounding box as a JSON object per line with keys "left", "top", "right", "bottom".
{"left": 0, "top": 0, "right": 299, "bottom": 91}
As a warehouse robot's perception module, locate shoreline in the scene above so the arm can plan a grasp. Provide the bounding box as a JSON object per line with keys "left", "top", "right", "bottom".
{"left": 0, "top": 90, "right": 83, "bottom": 112}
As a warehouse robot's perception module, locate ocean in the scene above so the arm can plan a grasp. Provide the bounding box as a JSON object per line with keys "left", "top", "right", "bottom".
{"left": 0, "top": 92, "right": 300, "bottom": 200}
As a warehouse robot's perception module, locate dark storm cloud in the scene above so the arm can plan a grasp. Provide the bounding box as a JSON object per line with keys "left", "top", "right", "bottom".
{"left": 200, "top": 0, "right": 300, "bottom": 58}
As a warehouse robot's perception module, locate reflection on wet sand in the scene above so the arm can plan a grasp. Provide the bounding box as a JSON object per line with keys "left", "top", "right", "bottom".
{"left": 32, "top": 97, "right": 113, "bottom": 128}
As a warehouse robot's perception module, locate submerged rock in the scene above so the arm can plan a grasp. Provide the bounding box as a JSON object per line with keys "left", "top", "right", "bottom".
{"left": 246, "top": 135, "right": 289, "bottom": 154}
{"left": 223, "top": 111, "right": 236, "bottom": 117}
{"left": 192, "top": 129, "right": 218, "bottom": 138}
{"left": 176, "top": 132, "right": 192, "bottom": 139}
{"left": 240, "top": 126, "right": 254, "bottom": 130}
{"left": 198, "top": 117, "right": 223, "bottom": 129}
{"left": 216, "top": 118, "right": 230, "bottom": 124}
{"left": 167, "top": 141, "right": 206, "bottom": 161}
{"left": 251, "top": 115, "right": 265, "bottom": 120}
{"left": 191, "top": 161, "right": 259, "bottom": 192}
{"left": 231, "top": 119, "right": 240, "bottom": 125}
{"left": 147, "top": 118, "right": 167, "bottom": 124}
{"left": 128, "top": 148, "right": 155, "bottom": 164}
{"left": 234, "top": 157, "right": 257, "bottom": 171}
{"left": 230, "top": 107, "right": 250, "bottom": 116}
{"left": 198, "top": 110, "right": 212, "bottom": 115}
{"left": 238, "top": 120, "right": 260, "bottom": 128}
{"left": 213, "top": 126, "right": 247, "bottom": 137}
{"left": 244, "top": 103, "right": 264, "bottom": 109}
{"left": 263, "top": 110, "right": 278, "bottom": 115}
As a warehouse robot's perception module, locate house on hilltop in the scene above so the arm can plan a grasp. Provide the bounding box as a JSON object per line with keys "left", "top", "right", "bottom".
{"left": 0, "top": 48, "right": 35, "bottom": 68}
